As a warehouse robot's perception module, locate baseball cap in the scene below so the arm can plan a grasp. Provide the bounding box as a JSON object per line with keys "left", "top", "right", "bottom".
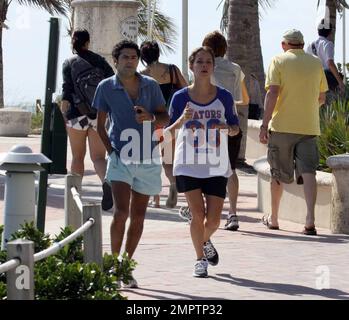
{"left": 282, "top": 29, "right": 304, "bottom": 45}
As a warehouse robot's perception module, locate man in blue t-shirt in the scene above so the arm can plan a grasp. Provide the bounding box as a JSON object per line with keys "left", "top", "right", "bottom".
{"left": 93, "top": 40, "right": 169, "bottom": 288}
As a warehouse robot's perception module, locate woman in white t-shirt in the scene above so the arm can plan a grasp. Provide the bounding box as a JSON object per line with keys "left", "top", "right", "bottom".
{"left": 165, "top": 47, "right": 239, "bottom": 278}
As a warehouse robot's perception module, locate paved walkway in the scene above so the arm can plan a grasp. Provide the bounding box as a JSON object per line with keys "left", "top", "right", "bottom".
{"left": 1, "top": 135, "right": 349, "bottom": 300}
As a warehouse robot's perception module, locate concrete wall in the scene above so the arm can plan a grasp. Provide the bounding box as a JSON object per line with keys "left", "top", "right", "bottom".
{"left": 246, "top": 119, "right": 267, "bottom": 160}
{"left": 0, "top": 109, "right": 31, "bottom": 137}
{"left": 254, "top": 157, "right": 332, "bottom": 229}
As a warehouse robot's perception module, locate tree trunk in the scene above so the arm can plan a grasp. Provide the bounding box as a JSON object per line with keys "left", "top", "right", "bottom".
{"left": 326, "top": 0, "right": 337, "bottom": 43}
{"left": 226, "top": 0, "right": 265, "bottom": 101}
{"left": 0, "top": 0, "right": 7, "bottom": 108}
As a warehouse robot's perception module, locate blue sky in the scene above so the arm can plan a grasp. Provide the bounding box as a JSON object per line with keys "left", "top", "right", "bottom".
{"left": 3, "top": 0, "right": 348, "bottom": 106}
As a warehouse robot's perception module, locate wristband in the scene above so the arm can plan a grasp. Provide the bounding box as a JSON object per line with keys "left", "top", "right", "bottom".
{"left": 151, "top": 114, "right": 156, "bottom": 123}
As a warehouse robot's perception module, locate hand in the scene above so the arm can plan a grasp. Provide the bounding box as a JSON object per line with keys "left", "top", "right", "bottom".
{"left": 134, "top": 106, "right": 153, "bottom": 124}
{"left": 179, "top": 103, "right": 193, "bottom": 123}
{"left": 259, "top": 126, "right": 269, "bottom": 144}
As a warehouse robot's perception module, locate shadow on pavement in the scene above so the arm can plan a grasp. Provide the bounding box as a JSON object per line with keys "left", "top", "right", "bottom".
{"left": 122, "top": 287, "right": 227, "bottom": 300}
{"left": 212, "top": 274, "right": 349, "bottom": 300}
{"left": 239, "top": 230, "right": 349, "bottom": 244}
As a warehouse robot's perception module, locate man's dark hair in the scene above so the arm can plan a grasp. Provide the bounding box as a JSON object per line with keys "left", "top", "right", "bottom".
{"left": 202, "top": 31, "right": 227, "bottom": 57}
{"left": 112, "top": 40, "right": 140, "bottom": 61}
{"left": 72, "top": 29, "right": 90, "bottom": 54}
{"left": 318, "top": 19, "right": 332, "bottom": 38}
{"left": 140, "top": 41, "right": 160, "bottom": 65}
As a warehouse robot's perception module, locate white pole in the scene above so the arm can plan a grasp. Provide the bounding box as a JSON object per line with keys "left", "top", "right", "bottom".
{"left": 147, "top": 0, "right": 152, "bottom": 39}
{"left": 182, "top": 0, "right": 189, "bottom": 82}
{"left": 343, "top": 7, "right": 346, "bottom": 82}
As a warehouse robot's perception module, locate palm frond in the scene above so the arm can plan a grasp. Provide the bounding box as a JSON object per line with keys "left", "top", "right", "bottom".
{"left": 137, "top": 0, "right": 177, "bottom": 54}
{"left": 16, "top": 0, "right": 70, "bottom": 16}
{"left": 317, "top": 0, "right": 349, "bottom": 11}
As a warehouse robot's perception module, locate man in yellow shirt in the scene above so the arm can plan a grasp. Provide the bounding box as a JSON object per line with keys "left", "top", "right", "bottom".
{"left": 259, "top": 29, "right": 328, "bottom": 235}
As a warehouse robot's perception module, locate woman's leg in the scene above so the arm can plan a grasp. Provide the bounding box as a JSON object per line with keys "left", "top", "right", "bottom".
{"left": 87, "top": 128, "right": 107, "bottom": 182}
{"left": 185, "top": 189, "right": 206, "bottom": 259}
{"left": 204, "top": 195, "right": 224, "bottom": 242}
{"left": 67, "top": 127, "right": 87, "bottom": 176}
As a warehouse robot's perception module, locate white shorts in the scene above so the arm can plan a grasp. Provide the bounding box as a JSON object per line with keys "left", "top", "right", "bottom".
{"left": 66, "top": 116, "right": 97, "bottom": 131}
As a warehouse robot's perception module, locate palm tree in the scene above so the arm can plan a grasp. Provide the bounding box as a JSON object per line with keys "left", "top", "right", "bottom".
{"left": 319, "top": 0, "right": 349, "bottom": 43}
{"left": 220, "top": 0, "right": 273, "bottom": 101}
{"left": 0, "top": 0, "right": 70, "bottom": 108}
{"left": 220, "top": 0, "right": 348, "bottom": 100}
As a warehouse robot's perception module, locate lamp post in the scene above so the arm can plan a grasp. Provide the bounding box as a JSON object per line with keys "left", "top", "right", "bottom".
{"left": 343, "top": 6, "right": 346, "bottom": 81}
{"left": 182, "top": 0, "right": 189, "bottom": 81}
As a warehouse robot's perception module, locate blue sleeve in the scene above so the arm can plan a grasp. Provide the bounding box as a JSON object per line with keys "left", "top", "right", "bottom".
{"left": 168, "top": 90, "right": 187, "bottom": 126}
{"left": 92, "top": 81, "right": 109, "bottom": 112}
{"left": 150, "top": 80, "right": 166, "bottom": 112}
{"left": 219, "top": 88, "right": 239, "bottom": 126}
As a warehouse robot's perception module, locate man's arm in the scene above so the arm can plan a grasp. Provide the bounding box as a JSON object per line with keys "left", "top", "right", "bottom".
{"left": 96, "top": 111, "right": 113, "bottom": 155}
{"left": 328, "top": 59, "right": 345, "bottom": 92}
{"left": 319, "top": 92, "right": 326, "bottom": 106}
{"left": 259, "top": 85, "right": 279, "bottom": 144}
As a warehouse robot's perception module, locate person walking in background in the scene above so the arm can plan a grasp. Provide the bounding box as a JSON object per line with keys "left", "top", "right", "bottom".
{"left": 260, "top": 29, "right": 328, "bottom": 235}
{"left": 306, "top": 19, "right": 345, "bottom": 95}
{"left": 165, "top": 46, "right": 239, "bottom": 277}
{"left": 93, "top": 40, "right": 169, "bottom": 287}
{"left": 247, "top": 73, "right": 264, "bottom": 120}
{"left": 61, "top": 29, "right": 114, "bottom": 211}
{"left": 140, "top": 40, "right": 188, "bottom": 208}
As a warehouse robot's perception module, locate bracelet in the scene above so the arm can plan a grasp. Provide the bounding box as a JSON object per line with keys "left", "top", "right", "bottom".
{"left": 260, "top": 124, "right": 268, "bottom": 130}
{"left": 151, "top": 114, "right": 156, "bottom": 123}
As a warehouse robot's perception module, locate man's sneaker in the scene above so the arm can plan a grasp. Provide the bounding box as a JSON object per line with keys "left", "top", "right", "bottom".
{"left": 102, "top": 182, "right": 113, "bottom": 211}
{"left": 225, "top": 213, "right": 239, "bottom": 231}
{"left": 178, "top": 206, "right": 192, "bottom": 223}
{"left": 193, "top": 258, "right": 208, "bottom": 278}
{"left": 122, "top": 275, "right": 138, "bottom": 288}
{"left": 203, "top": 240, "right": 219, "bottom": 266}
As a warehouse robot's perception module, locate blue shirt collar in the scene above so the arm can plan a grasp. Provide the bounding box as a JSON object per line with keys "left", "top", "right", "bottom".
{"left": 112, "top": 72, "right": 148, "bottom": 90}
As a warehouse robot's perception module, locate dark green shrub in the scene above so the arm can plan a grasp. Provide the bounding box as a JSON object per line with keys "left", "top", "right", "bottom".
{"left": 318, "top": 95, "right": 349, "bottom": 171}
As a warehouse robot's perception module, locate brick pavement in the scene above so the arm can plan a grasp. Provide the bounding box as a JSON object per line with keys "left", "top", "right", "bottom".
{"left": 1, "top": 135, "right": 349, "bottom": 300}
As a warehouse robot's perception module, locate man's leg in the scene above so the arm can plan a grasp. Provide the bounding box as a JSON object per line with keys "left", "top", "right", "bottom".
{"left": 227, "top": 171, "right": 239, "bottom": 214}
{"left": 270, "top": 179, "right": 283, "bottom": 227}
{"left": 125, "top": 190, "right": 150, "bottom": 258}
{"left": 302, "top": 173, "right": 317, "bottom": 229}
{"left": 110, "top": 182, "right": 131, "bottom": 255}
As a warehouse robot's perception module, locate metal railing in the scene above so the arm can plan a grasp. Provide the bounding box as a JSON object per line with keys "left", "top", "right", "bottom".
{"left": 0, "top": 174, "right": 103, "bottom": 300}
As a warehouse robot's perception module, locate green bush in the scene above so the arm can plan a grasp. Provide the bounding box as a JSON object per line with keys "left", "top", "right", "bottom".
{"left": 318, "top": 94, "right": 349, "bottom": 171}
{"left": 31, "top": 112, "right": 43, "bottom": 131}
{"left": 0, "top": 222, "right": 136, "bottom": 300}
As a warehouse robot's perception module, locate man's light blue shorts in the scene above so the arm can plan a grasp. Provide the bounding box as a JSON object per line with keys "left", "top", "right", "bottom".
{"left": 106, "top": 152, "right": 162, "bottom": 196}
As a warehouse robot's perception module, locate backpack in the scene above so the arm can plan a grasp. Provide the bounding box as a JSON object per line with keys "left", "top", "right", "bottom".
{"left": 70, "top": 55, "right": 105, "bottom": 115}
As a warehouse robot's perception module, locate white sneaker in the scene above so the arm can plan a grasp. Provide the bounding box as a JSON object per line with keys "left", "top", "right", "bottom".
{"left": 203, "top": 239, "right": 219, "bottom": 266}
{"left": 193, "top": 258, "right": 208, "bottom": 278}
{"left": 178, "top": 206, "right": 192, "bottom": 223}
{"left": 225, "top": 213, "right": 239, "bottom": 231}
